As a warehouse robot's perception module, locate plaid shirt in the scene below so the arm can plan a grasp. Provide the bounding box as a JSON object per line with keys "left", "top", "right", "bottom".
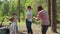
{"left": 37, "top": 10, "right": 50, "bottom": 25}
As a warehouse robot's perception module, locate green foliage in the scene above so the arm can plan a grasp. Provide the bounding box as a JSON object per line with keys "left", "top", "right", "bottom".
{"left": 56, "top": 0, "right": 60, "bottom": 24}
{"left": 0, "top": 0, "right": 60, "bottom": 24}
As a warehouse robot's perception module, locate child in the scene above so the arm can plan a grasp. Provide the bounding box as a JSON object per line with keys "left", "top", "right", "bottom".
{"left": 11, "top": 13, "right": 19, "bottom": 34}
{"left": 33, "top": 6, "right": 50, "bottom": 34}
{"left": 9, "top": 18, "right": 16, "bottom": 34}
{"left": 26, "top": 6, "right": 33, "bottom": 34}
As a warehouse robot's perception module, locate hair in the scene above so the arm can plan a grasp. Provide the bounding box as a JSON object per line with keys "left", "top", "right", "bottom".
{"left": 9, "top": 18, "right": 15, "bottom": 22}
{"left": 38, "top": 6, "right": 43, "bottom": 12}
{"left": 12, "top": 13, "right": 16, "bottom": 15}
{"left": 27, "top": 6, "right": 32, "bottom": 9}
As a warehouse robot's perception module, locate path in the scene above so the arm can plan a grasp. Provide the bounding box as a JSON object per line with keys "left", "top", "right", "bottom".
{"left": 18, "top": 23, "right": 60, "bottom": 34}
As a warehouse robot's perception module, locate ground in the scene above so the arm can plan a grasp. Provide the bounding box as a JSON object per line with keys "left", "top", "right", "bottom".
{"left": 18, "top": 23, "right": 60, "bottom": 34}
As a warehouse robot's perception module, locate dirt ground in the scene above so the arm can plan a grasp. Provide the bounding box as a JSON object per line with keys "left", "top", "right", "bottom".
{"left": 18, "top": 23, "right": 60, "bottom": 34}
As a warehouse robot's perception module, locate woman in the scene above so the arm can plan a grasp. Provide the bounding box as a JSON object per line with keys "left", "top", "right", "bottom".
{"left": 26, "top": 6, "right": 33, "bottom": 34}
{"left": 33, "top": 6, "right": 50, "bottom": 34}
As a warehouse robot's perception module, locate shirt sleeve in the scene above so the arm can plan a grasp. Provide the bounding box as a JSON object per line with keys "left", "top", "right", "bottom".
{"left": 36, "top": 11, "right": 42, "bottom": 20}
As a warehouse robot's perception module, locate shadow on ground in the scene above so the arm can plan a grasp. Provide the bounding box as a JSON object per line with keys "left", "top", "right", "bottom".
{"left": 19, "top": 32, "right": 26, "bottom": 34}
{"left": 18, "top": 30, "right": 27, "bottom": 34}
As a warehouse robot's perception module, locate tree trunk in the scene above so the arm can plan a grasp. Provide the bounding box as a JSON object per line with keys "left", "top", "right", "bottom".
{"left": 18, "top": 0, "right": 20, "bottom": 22}
{"left": 51, "top": 0, "right": 57, "bottom": 33}
{"left": 48, "top": 0, "right": 51, "bottom": 26}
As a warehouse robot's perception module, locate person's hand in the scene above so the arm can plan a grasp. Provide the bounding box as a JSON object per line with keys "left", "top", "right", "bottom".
{"left": 33, "top": 17, "right": 36, "bottom": 19}
{"left": 33, "top": 17, "right": 39, "bottom": 20}
{"left": 33, "top": 17, "right": 37, "bottom": 20}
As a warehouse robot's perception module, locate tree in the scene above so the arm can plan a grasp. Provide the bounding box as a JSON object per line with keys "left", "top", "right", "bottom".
{"left": 18, "top": 0, "right": 20, "bottom": 22}
{"left": 48, "top": 0, "right": 51, "bottom": 26}
{"left": 52, "top": 0, "right": 57, "bottom": 33}
{"left": 3, "top": 0, "right": 9, "bottom": 16}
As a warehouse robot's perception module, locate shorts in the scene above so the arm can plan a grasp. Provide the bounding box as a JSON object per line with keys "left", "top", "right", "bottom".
{"left": 16, "top": 24, "right": 18, "bottom": 30}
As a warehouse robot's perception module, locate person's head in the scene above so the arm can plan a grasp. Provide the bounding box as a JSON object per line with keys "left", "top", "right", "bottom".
{"left": 9, "top": 18, "right": 16, "bottom": 22}
{"left": 9, "top": 18, "right": 15, "bottom": 22}
{"left": 37, "top": 6, "right": 43, "bottom": 12}
{"left": 27, "top": 6, "right": 32, "bottom": 11}
{"left": 12, "top": 13, "right": 16, "bottom": 17}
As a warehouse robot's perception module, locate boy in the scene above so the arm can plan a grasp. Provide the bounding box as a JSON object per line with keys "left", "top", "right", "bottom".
{"left": 26, "top": 6, "right": 33, "bottom": 34}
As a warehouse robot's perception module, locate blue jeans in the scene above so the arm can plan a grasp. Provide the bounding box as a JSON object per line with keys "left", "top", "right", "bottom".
{"left": 26, "top": 19, "right": 33, "bottom": 34}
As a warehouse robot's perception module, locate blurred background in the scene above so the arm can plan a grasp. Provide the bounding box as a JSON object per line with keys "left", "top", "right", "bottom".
{"left": 0, "top": 0, "right": 60, "bottom": 25}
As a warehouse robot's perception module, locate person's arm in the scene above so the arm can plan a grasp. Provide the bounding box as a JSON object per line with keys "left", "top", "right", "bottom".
{"left": 17, "top": 17, "right": 20, "bottom": 19}
{"left": 33, "top": 12, "right": 42, "bottom": 20}
{"left": 27, "top": 14, "right": 31, "bottom": 19}
{"left": 17, "top": 17, "right": 20, "bottom": 22}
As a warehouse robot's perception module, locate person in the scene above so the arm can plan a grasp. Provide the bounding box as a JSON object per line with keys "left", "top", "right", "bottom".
{"left": 11, "top": 13, "right": 19, "bottom": 34}
{"left": 33, "top": 6, "right": 50, "bottom": 34}
{"left": 26, "top": 6, "right": 33, "bottom": 34}
{"left": 9, "top": 18, "right": 16, "bottom": 34}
